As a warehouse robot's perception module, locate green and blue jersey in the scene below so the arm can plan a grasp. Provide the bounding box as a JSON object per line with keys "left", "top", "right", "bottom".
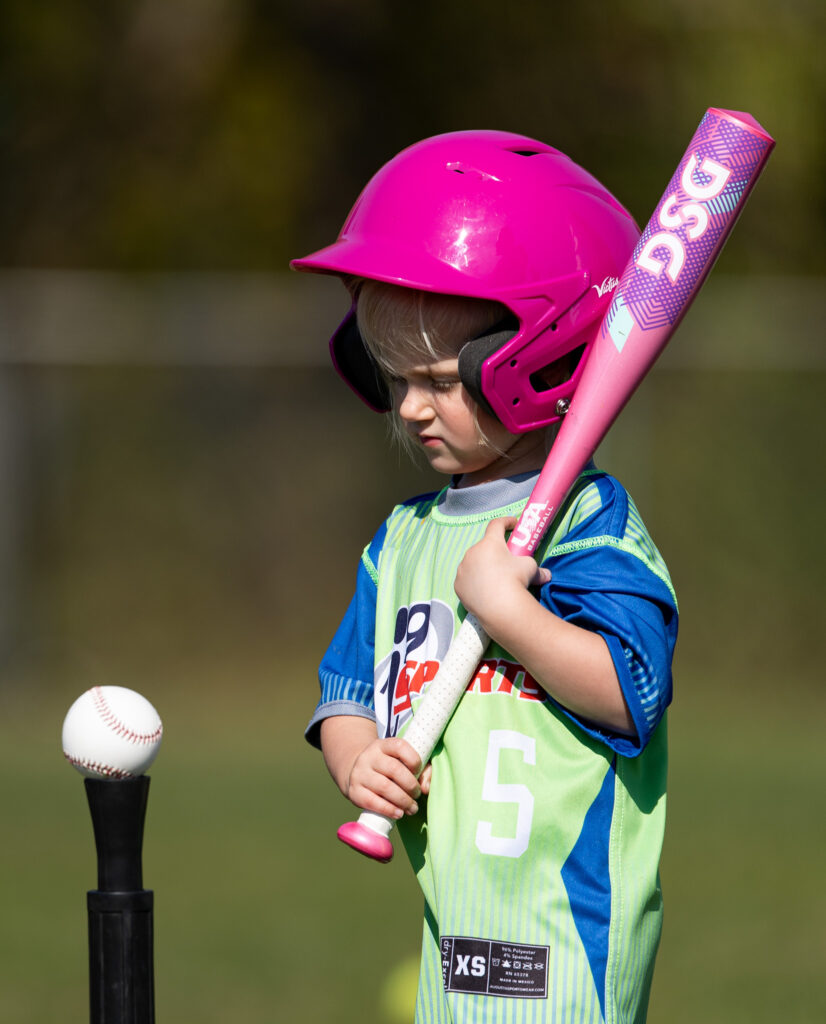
{"left": 307, "top": 467, "right": 677, "bottom": 1023}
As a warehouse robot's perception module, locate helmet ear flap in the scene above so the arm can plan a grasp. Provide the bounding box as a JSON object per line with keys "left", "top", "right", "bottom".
{"left": 330, "top": 309, "right": 392, "bottom": 412}
{"left": 458, "top": 317, "right": 519, "bottom": 421}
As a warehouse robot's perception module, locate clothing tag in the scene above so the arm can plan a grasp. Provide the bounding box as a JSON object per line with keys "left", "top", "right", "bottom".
{"left": 441, "top": 936, "right": 549, "bottom": 999}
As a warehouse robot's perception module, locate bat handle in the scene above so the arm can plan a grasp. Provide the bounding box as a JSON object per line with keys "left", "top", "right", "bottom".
{"left": 337, "top": 613, "right": 490, "bottom": 862}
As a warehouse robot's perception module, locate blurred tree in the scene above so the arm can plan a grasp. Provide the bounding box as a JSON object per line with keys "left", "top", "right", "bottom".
{"left": 0, "top": 0, "right": 821, "bottom": 271}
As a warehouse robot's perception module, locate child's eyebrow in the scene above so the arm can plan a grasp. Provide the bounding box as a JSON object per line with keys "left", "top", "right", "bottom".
{"left": 386, "top": 359, "right": 460, "bottom": 379}
{"left": 426, "top": 359, "right": 461, "bottom": 373}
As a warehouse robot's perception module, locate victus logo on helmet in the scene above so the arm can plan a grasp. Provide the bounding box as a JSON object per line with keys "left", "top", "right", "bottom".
{"left": 592, "top": 276, "right": 620, "bottom": 298}
{"left": 636, "top": 153, "right": 732, "bottom": 284}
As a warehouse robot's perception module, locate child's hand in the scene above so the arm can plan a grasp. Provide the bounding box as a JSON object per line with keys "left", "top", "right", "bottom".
{"left": 347, "top": 737, "right": 425, "bottom": 820}
{"left": 454, "top": 516, "right": 551, "bottom": 631}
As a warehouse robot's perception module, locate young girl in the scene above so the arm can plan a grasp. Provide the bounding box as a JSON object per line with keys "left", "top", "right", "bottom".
{"left": 293, "top": 131, "right": 678, "bottom": 1024}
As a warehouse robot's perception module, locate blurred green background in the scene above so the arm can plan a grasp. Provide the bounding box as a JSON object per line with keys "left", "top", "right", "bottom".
{"left": 0, "top": 2, "right": 824, "bottom": 1022}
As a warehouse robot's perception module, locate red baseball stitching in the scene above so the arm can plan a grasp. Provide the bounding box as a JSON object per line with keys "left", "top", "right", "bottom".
{"left": 91, "top": 687, "right": 163, "bottom": 746}
{"left": 63, "top": 752, "right": 137, "bottom": 779}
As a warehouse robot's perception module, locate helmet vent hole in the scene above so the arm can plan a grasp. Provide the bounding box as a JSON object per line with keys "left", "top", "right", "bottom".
{"left": 510, "top": 359, "right": 517, "bottom": 368}
{"left": 529, "top": 344, "right": 586, "bottom": 394}
{"left": 510, "top": 149, "right": 542, "bottom": 157}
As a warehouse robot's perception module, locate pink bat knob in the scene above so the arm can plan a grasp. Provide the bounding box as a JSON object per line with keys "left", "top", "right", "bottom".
{"left": 337, "top": 818, "right": 394, "bottom": 862}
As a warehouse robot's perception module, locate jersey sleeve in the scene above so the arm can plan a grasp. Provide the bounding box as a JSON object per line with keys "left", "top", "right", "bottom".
{"left": 304, "top": 523, "right": 385, "bottom": 749}
{"left": 538, "top": 473, "right": 678, "bottom": 757}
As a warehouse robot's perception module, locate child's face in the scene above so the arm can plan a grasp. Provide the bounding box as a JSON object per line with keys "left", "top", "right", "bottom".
{"left": 390, "top": 353, "right": 542, "bottom": 486}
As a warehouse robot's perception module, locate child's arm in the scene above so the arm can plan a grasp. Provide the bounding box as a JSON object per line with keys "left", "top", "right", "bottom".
{"left": 454, "top": 516, "right": 635, "bottom": 735}
{"left": 320, "top": 716, "right": 430, "bottom": 819}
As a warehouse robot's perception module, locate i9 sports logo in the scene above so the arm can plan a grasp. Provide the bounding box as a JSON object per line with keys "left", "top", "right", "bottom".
{"left": 375, "top": 600, "right": 455, "bottom": 738}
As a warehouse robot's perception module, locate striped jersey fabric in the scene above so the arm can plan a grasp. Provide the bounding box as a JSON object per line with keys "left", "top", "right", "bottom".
{"left": 309, "top": 467, "right": 678, "bottom": 1022}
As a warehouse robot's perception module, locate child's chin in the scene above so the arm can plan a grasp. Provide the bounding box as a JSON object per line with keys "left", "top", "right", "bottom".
{"left": 424, "top": 453, "right": 462, "bottom": 475}
{"left": 429, "top": 457, "right": 496, "bottom": 483}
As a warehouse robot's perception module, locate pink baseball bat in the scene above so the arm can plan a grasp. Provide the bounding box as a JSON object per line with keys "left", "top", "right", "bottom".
{"left": 338, "top": 108, "right": 775, "bottom": 862}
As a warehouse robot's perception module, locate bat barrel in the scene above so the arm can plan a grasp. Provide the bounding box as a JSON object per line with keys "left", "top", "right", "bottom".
{"left": 510, "top": 107, "right": 775, "bottom": 555}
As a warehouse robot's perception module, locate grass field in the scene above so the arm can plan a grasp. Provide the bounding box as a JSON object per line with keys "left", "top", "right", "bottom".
{"left": 0, "top": 345, "right": 823, "bottom": 1021}
{"left": 1, "top": 659, "right": 824, "bottom": 1023}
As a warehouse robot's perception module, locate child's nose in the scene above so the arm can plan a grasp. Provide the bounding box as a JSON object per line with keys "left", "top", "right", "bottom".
{"left": 398, "top": 383, "right": 433, "bottom": 421}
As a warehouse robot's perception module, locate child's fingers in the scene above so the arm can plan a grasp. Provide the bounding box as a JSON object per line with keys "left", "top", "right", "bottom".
{"left": 350, "top": 771, "right": 419, "bottom": 819}
{"left": 489, "top": 518, "right": 551, "bottom": 581}
{"left": 348, "top": 739, "right": 423, "bottom": 817}
{"left": 485, "top": 516, "right": 517, "bottom": 541}
{"left": 419, "top": 762, "right": 433, "bottom": 794}
{"left": 375, "top": 744, "right": 422, "bottom": 798}
{"left": 481, "top": 517, "right": 552, "bottom": 588}
{"left": 533, "top": 565, "right": 552, "bottom": 587}
{"left": 348, "top": 783, "right": 413, "bottom": 821}
{"left": 383, "top": 737, "right": 424, "bottom": 776}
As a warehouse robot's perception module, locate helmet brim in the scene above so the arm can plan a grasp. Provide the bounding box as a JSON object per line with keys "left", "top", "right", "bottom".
{"left": 291, "top": 238, "right": 505, "bottom": 302}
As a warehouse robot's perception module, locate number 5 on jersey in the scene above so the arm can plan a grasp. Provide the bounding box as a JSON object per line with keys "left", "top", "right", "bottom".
{"left": 475, "top": 730, "right": 536, "bottom": 859}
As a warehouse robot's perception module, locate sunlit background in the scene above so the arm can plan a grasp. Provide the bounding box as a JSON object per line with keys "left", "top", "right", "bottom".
{"left": 0, "top": 3, "right": 823, "bottom": 1022}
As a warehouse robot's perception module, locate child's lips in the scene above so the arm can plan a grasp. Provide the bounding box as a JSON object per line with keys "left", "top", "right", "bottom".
{"left": 418, "top": 434, "right": 443, "bottom": 448}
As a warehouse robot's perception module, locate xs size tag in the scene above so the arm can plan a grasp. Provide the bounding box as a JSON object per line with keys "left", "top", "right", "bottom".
{"left": 441, "top": 936, "right": 549, "bottom": 999}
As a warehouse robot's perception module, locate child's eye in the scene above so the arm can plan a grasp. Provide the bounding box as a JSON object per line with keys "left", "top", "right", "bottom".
{"left": 384, "top": 373, "right": 460, "bottom": 395}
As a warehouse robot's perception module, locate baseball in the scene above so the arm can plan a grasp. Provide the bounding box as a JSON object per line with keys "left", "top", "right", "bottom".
{"left": 62, "top": 686, "right": 163, "bottom": 780}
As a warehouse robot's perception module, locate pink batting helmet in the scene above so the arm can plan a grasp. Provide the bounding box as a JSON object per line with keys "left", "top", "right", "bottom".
{"left": 291, "top": 130, "right": 640, "bottom": 432}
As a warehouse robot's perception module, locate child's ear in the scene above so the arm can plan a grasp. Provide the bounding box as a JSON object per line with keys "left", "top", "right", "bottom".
{"left": 457, "top": 317, "right": 519, "bottom": 420}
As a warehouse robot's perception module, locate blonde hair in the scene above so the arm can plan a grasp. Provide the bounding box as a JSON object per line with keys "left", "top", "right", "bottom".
{"left": 356, "top": 280, "right": 505, "bottom": 374}
{"left": 354, "top": 280, "right": 509, "bottom": 458}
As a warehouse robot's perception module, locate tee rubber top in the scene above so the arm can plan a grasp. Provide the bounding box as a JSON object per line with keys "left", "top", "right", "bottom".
{"left": 337, "top": 821, "right": 394, "bottom": 863}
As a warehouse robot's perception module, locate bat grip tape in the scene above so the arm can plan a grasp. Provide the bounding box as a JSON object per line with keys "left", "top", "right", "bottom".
{"left": 402, "top": 613, "right": 489, "bottom": 765}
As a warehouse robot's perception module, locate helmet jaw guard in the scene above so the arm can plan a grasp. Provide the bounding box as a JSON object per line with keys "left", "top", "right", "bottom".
{"left": 292, "top": 130, "right": 639, "bottom": 431}
{"left": 470, "top": 272, "right": 596, "bottom": 432}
